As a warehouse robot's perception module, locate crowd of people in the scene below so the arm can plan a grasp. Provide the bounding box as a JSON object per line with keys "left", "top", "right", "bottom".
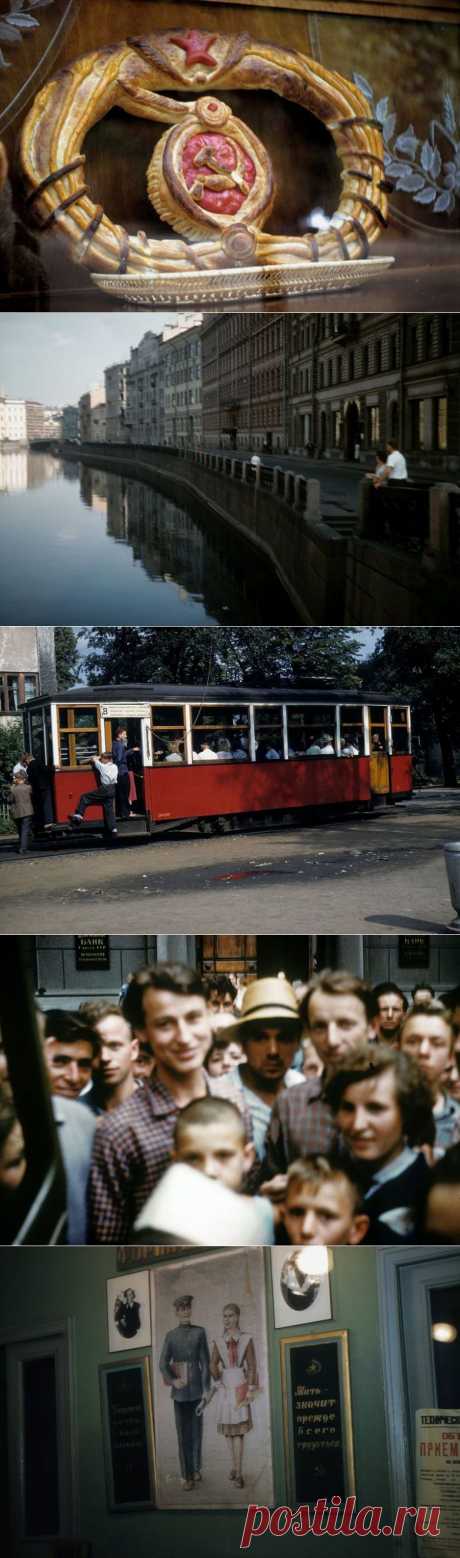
{"left": 1, "top": 963, "right": 460, "bottom": 1247}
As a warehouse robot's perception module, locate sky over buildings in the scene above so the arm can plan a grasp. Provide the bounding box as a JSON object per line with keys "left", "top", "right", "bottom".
{"left": 0, "top": 314, "right": 186, "bottom": 405}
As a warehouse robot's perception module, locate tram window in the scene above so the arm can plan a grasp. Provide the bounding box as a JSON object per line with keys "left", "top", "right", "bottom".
{"left": 191, "top": 705, "right": 250, "bottom": 762}
{"left": 57, "top": 707, "right": 100, "bottom": 767}
{"left": 369, "top": 706, "right": 388, "bottom": 753}
{"left": 254, "top": 707, "right": 283, "bottom": 760}
{"left": 339, "top": 706, "right": 364, "bottom": 756}
{"left": 29, "top": 710, "right": 46, "bottom": 761}
{"left": 152, "top": 705, "right": 186, "bottom": 763}
{"left": 44, "top": 708, "right": 52, "bottom": 765}
{"left": 286, "top": 706, "right": 336, "bottom": 757}
{"left": 391, "top": 707, "right": 410, "bottom": 753}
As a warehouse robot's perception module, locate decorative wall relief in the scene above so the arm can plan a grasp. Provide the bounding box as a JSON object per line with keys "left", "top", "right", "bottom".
{"left": 19, "top": 27, "right": 394, "bottom": 303}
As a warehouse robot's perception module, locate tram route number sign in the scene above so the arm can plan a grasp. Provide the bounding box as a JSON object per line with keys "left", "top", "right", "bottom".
{"left": 75, "top": 936, "right": 111, "bottom": 971}
{"left": 398, "top": 936, "right": 431, "bottom": 969}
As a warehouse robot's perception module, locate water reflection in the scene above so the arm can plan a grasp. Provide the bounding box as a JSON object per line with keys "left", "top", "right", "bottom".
{"left": 0, "top": 453, "right": 297, "bottom": 625}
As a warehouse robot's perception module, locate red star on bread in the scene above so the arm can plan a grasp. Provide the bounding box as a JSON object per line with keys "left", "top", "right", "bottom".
{"left": 169, "top": 30, "right": 218, "bottom": 70}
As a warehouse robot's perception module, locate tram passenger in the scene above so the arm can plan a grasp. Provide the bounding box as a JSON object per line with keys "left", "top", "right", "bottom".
{"left": 112, "top": 726, "right": 130, "bottom": 820}
{"left": 256, "top": 740, "right": 280, "bottom": 761}
{"left": 165, "top": 740, "right": 184, "bottom": 763}
{"left": 319, "top": 733, "right": 335, "bottom": 754}
{"left": 194, "top": 738, "right": 219, "bottom": 761}
{"left": 69, "top": 751, "right": 118, "bottom": 835}
{"left": 231, "top": 737, "right": 247, "bottom": 761}
{"left": 216, "top": 737, "right": 232, "bottom": 760}
{"left": 341, "top": 738, "right": 359, "bottom": 756}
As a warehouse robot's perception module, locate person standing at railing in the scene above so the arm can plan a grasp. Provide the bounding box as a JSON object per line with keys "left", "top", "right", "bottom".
{"left": 373, "top": 440, "right": 408, "bottom": 488}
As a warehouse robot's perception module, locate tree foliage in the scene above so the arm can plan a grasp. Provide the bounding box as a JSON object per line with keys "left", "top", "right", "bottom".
{"left": 80, "top": 628, "right": 362, "bottom": 689}
{"left": 0, "top": 722, "right": 23, "bottom": 784}
{"left": 362, "top": 628, "right": 460, "bottom": 785}
{"left": 55, "top": 627, "right": 79, "bottom": 689}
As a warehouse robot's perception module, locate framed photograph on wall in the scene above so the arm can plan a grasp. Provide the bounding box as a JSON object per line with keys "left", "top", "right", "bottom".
{"left": 150, "top": 1248, "right": 274, "bottom": 1509}
{"left": 99, "top": 1358, "right": 155, "bottom": 1511}
{"left": 271, "top": 1249, "right": 332, "bottom": 1329}
{"left": 280, "top": 1330, "right": 356, "bottom": 1507}
{"left": 107, "top": 1271, "right": 151, "bottom": 1353}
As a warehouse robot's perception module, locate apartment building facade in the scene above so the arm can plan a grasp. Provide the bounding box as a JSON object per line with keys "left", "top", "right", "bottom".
{"left": 160, "top": 323, "right": 202, "bottom": 448}
{"left": 104, "top": 362, "right": 128, "bottom": 445}
{"left": 201, "top": 314, "right": 460, "bottom": 470}
{"left": 79, "top": 384, "right": 105, "bottom": 443}
{"left": 0, "top": 397, "right": 27, "bottom": 444}
{"left": 126, "top": 332, "right": 161, "bottom": 445}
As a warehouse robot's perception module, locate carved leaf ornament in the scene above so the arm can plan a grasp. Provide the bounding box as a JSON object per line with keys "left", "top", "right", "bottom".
{"left": 20, "top": 28, "right": 390, "bottom": 278}
{"left": 0, "top": 0, "right": 54, "bottom": 70}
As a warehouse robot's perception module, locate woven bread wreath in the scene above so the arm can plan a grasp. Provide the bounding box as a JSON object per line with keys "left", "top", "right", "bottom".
{"left": 20, "top": 29, "right": 389, "bottom": 275}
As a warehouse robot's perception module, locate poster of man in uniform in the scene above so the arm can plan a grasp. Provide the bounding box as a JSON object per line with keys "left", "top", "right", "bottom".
{"left": 150, "top": 1249, "right": 274, "bottom": 1508}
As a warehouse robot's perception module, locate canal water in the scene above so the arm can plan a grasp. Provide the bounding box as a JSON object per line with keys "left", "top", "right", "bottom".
{"left": 0, "top": 451, "right": 298, "bottom": 625}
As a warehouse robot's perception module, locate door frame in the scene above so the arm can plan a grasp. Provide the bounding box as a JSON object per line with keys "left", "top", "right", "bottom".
{"left": 377, "top": 1248, "right": 460, "bottom": 1554}
{"left": 2, "top": 1317, "right": 79, "bottom": 1549}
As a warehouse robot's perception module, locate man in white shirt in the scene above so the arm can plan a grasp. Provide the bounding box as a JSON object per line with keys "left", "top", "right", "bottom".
{"left": 194, "top": 739, "right": 219, "bottom": 761}
{"left": 69, "top": 752, "right": 118, "bottom": 833}
{"left": 373, "top": 440, "right": 408, "bottom": 486}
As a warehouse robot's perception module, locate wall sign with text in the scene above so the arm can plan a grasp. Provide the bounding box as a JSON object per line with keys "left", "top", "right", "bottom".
{"left": 280, "top": 1331, "right": 355, "bottom": 1507}
{"left": 74, "top": 935, "right": 110, "bottom": 970}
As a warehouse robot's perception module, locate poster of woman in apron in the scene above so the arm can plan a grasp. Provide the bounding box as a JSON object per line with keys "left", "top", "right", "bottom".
{"left": 206, "top": 1302, "right": 259, "bottom": 1489}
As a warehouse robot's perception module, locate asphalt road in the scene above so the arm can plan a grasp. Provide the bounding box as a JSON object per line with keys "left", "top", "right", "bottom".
{"left": 1, "top": 792, "right": 459, "bottom": 934}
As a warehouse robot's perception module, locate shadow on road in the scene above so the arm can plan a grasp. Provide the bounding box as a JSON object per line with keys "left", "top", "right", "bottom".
{"left": 365, "top": 913, "right": 451, "bottom": 932}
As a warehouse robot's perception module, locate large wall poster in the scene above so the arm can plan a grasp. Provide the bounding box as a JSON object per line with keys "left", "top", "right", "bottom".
{"left": 150, "top": 1249, "right": 274, "bottom": 1509}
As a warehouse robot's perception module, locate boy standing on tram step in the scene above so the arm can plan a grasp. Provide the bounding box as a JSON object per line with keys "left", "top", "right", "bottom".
{"left": 69, "top": 752, "right": 118, "bottom": 836}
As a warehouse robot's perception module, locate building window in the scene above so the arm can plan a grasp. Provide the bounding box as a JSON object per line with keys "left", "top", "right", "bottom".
{"left": 437, "top": 397, "right": 447, "bottom": 451}
{"left": 370, "top": 406, "right": 380, "bottom": 444}
{"left": 374, "top": 341, "right": 382, "bottom": 373}
{"left": 417, "top": 399, "right": 432, "bottom": 450}
{"left": 0, "top": 671, "right": 38, "bottom": 715}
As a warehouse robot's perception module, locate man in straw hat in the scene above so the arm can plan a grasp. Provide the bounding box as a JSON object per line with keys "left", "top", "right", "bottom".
{"left": 214, "top": 977, "right": 303, "bottom": 1160}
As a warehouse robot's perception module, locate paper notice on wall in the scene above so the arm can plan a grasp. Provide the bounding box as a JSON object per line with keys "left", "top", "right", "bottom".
{"left": 415, "top": 1411, "right": 460, "bottom": 1558}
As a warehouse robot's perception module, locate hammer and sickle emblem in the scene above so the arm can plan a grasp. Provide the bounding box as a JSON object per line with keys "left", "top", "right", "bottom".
{"left": 189, "top": 141, "right": 250, "bottom": 203}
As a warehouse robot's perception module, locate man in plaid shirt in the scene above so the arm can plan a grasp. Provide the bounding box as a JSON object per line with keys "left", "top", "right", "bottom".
{"left": 89, "top": 964, "right": 252, "bottom": 1242}
{"left": 260, "top": 971, "right": 378, "bottom": 1189}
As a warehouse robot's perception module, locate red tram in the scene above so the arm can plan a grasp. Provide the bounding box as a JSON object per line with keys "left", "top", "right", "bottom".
{"left": 20, "top": 683, "right": 412, "bottom": 839}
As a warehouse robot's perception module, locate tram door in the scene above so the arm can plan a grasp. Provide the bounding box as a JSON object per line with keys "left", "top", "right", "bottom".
{"left": 368, "top": 704, "right": 390, "bottom": 796}
{"left": 100, "top": 704, "right": 152, "bottom": 815}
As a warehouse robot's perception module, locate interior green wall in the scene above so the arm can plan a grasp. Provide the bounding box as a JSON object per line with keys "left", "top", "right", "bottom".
{"left": 2, "top": 1247, "right": 392, "bottom": 1558}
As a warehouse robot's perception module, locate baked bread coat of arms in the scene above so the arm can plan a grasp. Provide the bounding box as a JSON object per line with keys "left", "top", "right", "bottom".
{"left": 20, "top": 27, "right": 394, "bottom": 300}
